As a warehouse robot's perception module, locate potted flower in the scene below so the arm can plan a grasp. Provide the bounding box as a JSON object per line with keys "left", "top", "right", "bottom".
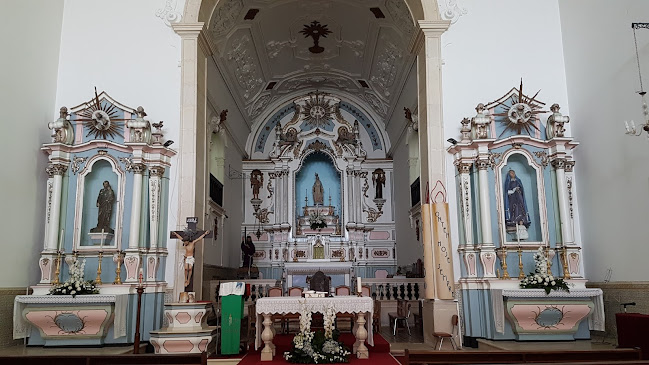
{"left": 520, "top": 247, "right": 570, "bottom": 295}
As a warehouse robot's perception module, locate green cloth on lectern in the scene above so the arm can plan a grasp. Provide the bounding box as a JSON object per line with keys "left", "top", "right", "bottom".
{"left": 221, "top": 294, "right": 243, "bottom": 354}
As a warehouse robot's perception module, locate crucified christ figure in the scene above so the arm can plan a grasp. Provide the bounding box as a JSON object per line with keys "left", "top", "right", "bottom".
{"left": 173, "top": 230, "right": 210, "bottom": 288}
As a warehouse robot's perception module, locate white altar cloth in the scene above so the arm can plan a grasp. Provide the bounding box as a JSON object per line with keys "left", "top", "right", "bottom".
{"left": 493, "top": 288, "right": 604, "bottom": 334}
{"left": 13, "top": 294, "right": 127, "bottom": 339}
{"left": 255, "top": 296, "right": 374, "bottom": 350}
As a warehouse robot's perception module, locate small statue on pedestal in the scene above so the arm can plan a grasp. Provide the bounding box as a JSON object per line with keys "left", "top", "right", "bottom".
{"left": 250, "top": 169, "right": 263, "bottom": 200}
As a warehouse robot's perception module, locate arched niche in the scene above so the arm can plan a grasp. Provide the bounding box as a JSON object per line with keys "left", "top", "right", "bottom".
{"left": 496, "top": 150, "right": 548, "bottom": 246}
{"left": 295, "top": 151, "right": 342, "bottom": 217}
{"left": 74, "top": 155, "right": 125, "bottom": 250}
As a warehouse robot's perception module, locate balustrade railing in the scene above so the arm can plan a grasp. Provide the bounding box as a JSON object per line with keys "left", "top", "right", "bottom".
{"left": 210, "top": 278, "right": 424, "bottom": 303}
{"left": 362, "top": 278, "right": 424, "bottom": 301}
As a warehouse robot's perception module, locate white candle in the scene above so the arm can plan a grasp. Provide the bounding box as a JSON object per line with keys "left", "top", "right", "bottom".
{"left": 58, "top": 229, "right": 64, "bottom": 252}
{"left": 100, "top": 229, "right": 105, "bottom": 250}
{"left": 516, "top": 222, "right": 521, "bottom": 248}
{"left": 357, "top": 276, "right": 362, "bottom": 293}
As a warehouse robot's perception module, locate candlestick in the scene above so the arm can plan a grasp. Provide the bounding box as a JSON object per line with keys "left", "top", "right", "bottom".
{"left": 500, "top": 246, "right": 510, "bottom": 280}
{"left": 561, "top": 246, "right": 571, "bottom": 279}
{"left": 138, "top": 267, "right": 144, "bottom": 285}
{"left": 545, "top": 246, "right": 552, "bottom": 275}
{"left": 517, "top": 246, "right": 525, "bottom": 279}
{"left": 52, "top": 250, "right": 62, "bottom": 286}
{"left": 95, "top": 251, "right": 103, "bottom": 285}
{"left": 58, "top": 229, "right": 64, "bottom": 252}
{"left": 113, "top": 251, "right": 123, "bottom": 284}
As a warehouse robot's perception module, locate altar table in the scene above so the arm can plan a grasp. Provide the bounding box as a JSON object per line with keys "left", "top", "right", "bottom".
{"left": 255, "top": 296, "right": 374, "bottom": 361}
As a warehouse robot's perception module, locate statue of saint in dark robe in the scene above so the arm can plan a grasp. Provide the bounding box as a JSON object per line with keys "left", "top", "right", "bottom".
{"left": 312, "top": 173, "right": 324, "bottom": 205}
{"left": 92, "top": 181, "right": 115, "bottom": 233}
{"left": 504, "top": 170, "right": 530, "bottom": 229}
{"left": 241, "top": 236, "right": 256, "bottom": 268}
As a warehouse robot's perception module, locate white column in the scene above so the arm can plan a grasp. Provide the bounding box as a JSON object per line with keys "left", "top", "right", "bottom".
{"left": 283, "top": 170, "right": 289, "bottom": 224}
{"left": 477, "top": 159, "right": 493, "bottom": 245}
{"left": 128, "top": 164, "right": 146, "bottom": 249}
{"left": 347, "top": 169, "right": 355, "bottom": 223}
{"left": 457, "top": 163, "right": 473, "bottom": 245}
{"left": 552, "top": 158, "right": 573, "bottom": 246}
{"left": 148, "top": 166, "right": 165, "bottom": 249}
{"left": 45, "top": 164, "right": 67, "bottom": 251}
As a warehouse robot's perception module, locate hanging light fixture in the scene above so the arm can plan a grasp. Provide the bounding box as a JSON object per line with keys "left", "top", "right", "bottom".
{"left": 624, "top": 23, "right": 649, "bottom": 137}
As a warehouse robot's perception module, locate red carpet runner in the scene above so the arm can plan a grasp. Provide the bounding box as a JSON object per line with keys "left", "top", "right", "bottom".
{"left": 237, "top": 333, "right": 399, "bottom": 365}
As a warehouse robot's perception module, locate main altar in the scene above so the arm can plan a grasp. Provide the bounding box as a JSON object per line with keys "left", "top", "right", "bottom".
{"left": 240, "top": 92, "right": 397, "bottom": 285}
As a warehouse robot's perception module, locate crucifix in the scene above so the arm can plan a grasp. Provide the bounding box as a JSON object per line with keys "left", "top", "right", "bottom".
{"left": 170, "top": 217, "right": 212, "bottom": 290}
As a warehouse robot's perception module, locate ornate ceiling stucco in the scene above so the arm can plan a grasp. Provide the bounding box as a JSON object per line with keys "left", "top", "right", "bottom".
{"left": 206, "top": 0, "right": 418, "bottom": 125}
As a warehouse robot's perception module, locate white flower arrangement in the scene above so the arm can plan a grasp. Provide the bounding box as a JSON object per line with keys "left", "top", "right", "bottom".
{"left": 284, "top": 302, "right": 351, "bottom": 363}
{"left": 309, "top": 211, "right": 327, "bottom": 230}
{"left": 49, "top": 258, "right": 99, "bottom": 297}
{"left": 520, "top": 246, "right": 570, "bottom": 295}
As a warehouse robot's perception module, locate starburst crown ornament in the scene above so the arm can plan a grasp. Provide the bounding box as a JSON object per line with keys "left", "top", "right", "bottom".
{"left": 493, "top": 80, "right": 547, "bottom": 138}
{"left": 75, "top": 87, "right": 128, "bottom": 140}
{"left": 301, "top": 91, "right": 335, "bottom": 130}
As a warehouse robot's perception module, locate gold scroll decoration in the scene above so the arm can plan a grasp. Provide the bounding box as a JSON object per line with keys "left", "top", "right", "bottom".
{"left": 432, "top": 203, "right": 455, "bottom": 299}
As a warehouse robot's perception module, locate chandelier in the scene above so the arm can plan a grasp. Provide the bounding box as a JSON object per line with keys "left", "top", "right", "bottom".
{"left": 624, "top": 23, "right": 649, "bottom": 137}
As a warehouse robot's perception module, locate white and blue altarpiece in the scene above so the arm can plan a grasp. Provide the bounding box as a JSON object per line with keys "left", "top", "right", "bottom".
{"left": 14, "top": 90, "right": 176, "bottom": 346}
{"left": 448, "top": 83, "right": 604, "bottom": 342}
{"left": 240, "top": 92, "right": 396, "bottom": 289}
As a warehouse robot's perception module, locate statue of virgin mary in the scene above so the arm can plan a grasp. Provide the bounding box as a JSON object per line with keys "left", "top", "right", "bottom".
{"left": 503, "top": 169, "right": 530, "bottom": 229}
{"left": 312, "top": 173, "right": 324, "bottom": 205}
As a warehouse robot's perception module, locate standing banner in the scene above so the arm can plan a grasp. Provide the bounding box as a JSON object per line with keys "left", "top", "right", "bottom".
{"left": 420, "top": 203, "right": 436, "bottom": 299}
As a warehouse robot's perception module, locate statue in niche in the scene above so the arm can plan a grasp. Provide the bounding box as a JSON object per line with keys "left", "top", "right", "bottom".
{"left": 250, "top": 169, "right": 263, "bottom": 200}
{"left": 372, "top": 168, "right": 386, "bottom": 199}
{"left": 312, "top": 173, "right": 324, "bottom": 205}
{"left": 91, "top": 181, "right": 115, "bottom": 234}
{"left": 503, "top": 169, "right": 531, "bottom": 234}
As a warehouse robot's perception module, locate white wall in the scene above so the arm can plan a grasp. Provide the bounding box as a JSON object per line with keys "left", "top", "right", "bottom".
{"left": 559, "top": 0, "right": 649, "bottom": 282}
{"left": 0, "top": 0, "right": 64, "bottom": 287}
{"left": 440, "top": 0, "right": 572, "bottom": 280}
{"left": 53, "top": 0, "right": 184, "bottom": 284}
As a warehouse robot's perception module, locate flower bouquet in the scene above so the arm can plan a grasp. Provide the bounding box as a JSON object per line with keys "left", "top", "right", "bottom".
{"left": 520, "top": 246, "right": 570, "bottom": 295}
{"left": 49, "top": 258, "right": 99, "bottom": 297}
{"left": 284, "top": 305, "right": 350, "bottom": 364}
{"left": 309, "top": 211, "right": 327, "bottom": 230}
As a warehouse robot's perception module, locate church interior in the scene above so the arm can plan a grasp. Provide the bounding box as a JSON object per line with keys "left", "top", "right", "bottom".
{"left": 2, "top": 0, "right": 649, "bottom": 364}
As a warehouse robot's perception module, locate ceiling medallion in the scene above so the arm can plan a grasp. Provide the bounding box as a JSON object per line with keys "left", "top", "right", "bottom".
{"left": 300, "top": 20, "right": 332, "bottom": 54}
{"left": 76, "top": 87, "right": 126, "bottom": 140}
{"left": 493, "top": 80, "right": 547, "bottom": 137}
{"left": 302, "top": 92, "right": 335, "bottom": 129}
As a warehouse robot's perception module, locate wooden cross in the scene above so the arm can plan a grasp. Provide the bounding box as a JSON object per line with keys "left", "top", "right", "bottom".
{"left": 170, "top": 217, "right": 213, "bottom": 291}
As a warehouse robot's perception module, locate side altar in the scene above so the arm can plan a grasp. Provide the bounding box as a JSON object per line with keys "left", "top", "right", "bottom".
{"left": 14, "top": 90, "right": 176, "bottom": 346}
{"left": 239, "top": 92, "right": 397, "bottom": 285}
{"left": 446, "top": 82, "right": 603, "bottom": 341}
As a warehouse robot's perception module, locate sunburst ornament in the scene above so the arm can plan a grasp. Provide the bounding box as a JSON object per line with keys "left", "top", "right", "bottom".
{"left": 76, "top": 87, "right": 127, "bottom": 140}
{"left": 493, "top": 80, "right": 547, "bottom": 138}
{"left": 301, "top": 91, "right": 335, "bottom": 130}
